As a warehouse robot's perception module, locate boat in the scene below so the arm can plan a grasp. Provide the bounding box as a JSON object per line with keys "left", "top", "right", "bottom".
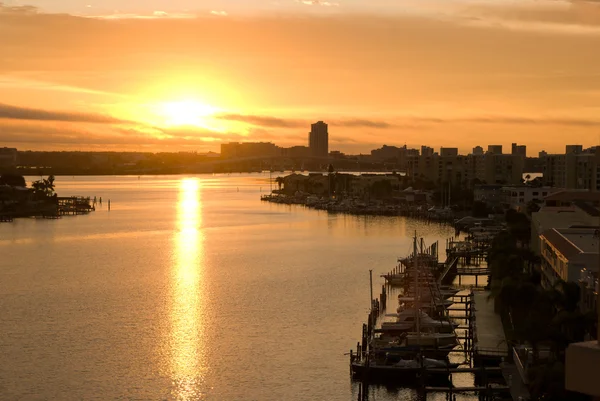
{"left": 380, "top": 309, "right": 458, "bottom": 334}
{"left": 369, "top": 332, "right": 458, "bottom": 359}
{"left": 397, "top": 296, "right": 454, "bottom": 311}
{"left": 351, "top": 354, "right": 459, "bottom": 382}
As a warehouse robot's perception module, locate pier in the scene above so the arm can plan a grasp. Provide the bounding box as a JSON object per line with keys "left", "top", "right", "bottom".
{"left": 57, "top": 197, "right": 95, "bottom": 215}
{"left": 352, "top": 235, "right": 513, "bottom": 400}
{"left": 472, "top": 291, "right": 508, "bottom": 365}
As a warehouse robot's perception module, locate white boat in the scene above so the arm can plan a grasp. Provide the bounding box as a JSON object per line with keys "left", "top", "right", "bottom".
{"left": 381, "top": 309, "right": 458, "bottom": 333}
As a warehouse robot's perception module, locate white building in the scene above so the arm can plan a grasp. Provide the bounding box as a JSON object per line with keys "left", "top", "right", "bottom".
{"left": 530, "top": 191, "right": 600, "bottom": 256}
{"left": 502, "top": 186, "right": 559, "bottom": 211}
{"left": 539, "top": 228, "right": 599, "bottom": 288}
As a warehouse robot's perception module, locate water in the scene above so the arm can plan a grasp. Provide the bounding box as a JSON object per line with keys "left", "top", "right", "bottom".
{"left": 0, "top": 174, "right": 462, "bottom": 401}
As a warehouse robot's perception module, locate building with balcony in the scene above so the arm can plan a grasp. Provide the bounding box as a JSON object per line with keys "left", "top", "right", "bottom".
{"left": 539, "top": 227, "right": 599, "bottom": 289}
{"left": 543, "top": 147, "right": 600, "bottom": 190}
{"left": 484, "top": 153, "right": 525, "bottom": 185}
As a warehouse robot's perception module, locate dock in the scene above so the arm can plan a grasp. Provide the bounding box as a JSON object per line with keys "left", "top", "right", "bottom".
{"left": 473, "top": 291, "right": 508, "bottom": 363}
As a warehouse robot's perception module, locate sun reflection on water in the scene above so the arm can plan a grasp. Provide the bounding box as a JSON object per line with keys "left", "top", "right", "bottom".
{"left": 171, "top": 178, "right": 206, "bottom": 400}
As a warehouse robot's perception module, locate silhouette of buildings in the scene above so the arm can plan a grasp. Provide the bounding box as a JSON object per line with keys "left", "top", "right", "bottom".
{"left": 0, "top": 147, "right": 18, "bottom": 168}
{"left": 308, "top": 121, "right": 328, "bottom": 158}
{"left": 511, "top": 143, "right": 526, "bottom": 158}
{"left": 220, "top": 142, "right": 279, "bottom": 159}
{"left": 487, "top": 145, "right": 503, "bottom": 155}
{"left": 542, "top": 145, "right": 600, "bottom": 190}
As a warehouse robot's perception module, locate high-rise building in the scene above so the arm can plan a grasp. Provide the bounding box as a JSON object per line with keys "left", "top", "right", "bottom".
{"left": 511, "top": 143, "right": 527, "bottom": 158}
{"left": 440, "top": 147, "right": 458, "bottom": 157}
{"left": 542, "top": 148, "right": 600, "bottom": 190}
{"left": 487, "top": 145, "right": 503, "bottom": 155}
{"left": 566, "top": 145, "right": 583, "bottom": 154}
{"left": 421, "top": 146, "right": 434, "bottom": 157}
{"left": 308, "top": 121, "right": 328, "bottom": 158}
{"left": 472, "top": 146, "right": 484, "bottom": 156}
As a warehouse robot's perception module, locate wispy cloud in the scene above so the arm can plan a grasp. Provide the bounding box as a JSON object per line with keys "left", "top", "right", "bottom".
{"left": 0, "top": 103, "right": 128, "bottom": 124}
{"left": 409, "top": 115, "right": 600, "bottom": 126}
{"left": 298, "top": 0, "right": 340, "bottom": 6}
{"left": 216, "top": 114, "right": 306, "bottom": 128}
{"left": 210, "top": 10, "right": 228, "bottom": 16}
{"left": 330, "top": 119, "right": 393, "bottom": 128}
{"left": 216, "top": 114, "right": 394, "bottom": 129}
{"left": 0, "top": 76, "right": 129, "bottom": 98}
{"left": 91, "top": 10, "right": 197, "bottom": 20}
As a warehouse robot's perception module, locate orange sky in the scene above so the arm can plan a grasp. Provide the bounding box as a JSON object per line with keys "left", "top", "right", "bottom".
{"left": 1, "top": 1, "right": 600, "bottom": 155}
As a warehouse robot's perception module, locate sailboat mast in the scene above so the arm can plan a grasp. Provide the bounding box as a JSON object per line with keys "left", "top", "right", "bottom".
{"left": 413, "top": 233, "right": 420, "bottom": 345}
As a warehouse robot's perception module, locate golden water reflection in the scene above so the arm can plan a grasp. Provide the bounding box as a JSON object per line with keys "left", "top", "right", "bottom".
{"left": 171, "top": 178, "right": 206, "bottom": 400}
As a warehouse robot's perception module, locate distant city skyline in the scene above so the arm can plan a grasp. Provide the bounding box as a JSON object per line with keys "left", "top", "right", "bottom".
{"left": 1, "top": 1, "right": 600, "bottom": 154}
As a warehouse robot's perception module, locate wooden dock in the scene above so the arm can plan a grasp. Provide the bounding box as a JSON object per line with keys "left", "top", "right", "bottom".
{"left": 425, "top": 385, "right": 510, "bottom": 392}
{"left": 473, "top": 291, "right": 508, "bottom": 360}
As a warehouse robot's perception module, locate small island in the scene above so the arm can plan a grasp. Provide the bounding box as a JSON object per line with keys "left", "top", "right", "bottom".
{"left": 0, "top": 174, "right": 94, "bottom": 221}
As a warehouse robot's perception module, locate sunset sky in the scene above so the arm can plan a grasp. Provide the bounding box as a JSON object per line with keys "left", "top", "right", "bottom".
{"left": 1, "top": 0, "right": 600, "bottom": 155}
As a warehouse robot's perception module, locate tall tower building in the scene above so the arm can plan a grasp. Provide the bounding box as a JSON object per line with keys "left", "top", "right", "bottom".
{"left": 308, "top": 121, "right": 328, "bottom": 158}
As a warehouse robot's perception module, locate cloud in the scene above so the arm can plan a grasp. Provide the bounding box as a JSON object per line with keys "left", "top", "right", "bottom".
{"left": 0, "top": 3, "right": 38, "bottom": 15}
{"left": 0, "top": 103, "right": 129, "bottom": 124}
{"left": 92, "top": 11, "right": 197, "bottom": 20}
{"left": 210, "top": 10, "right": 228, "bottom": 16}
{"left": 216, "top": 113, "right": 306, "bottom": 128}
{"left": 0, "top": 76, "right": 129, "bottom": 98}
{"left": 407, "top": 115, "right": 600, "bottom": 127}
{"left": 216, "top": 114, "right": 395, "bottom": 129}
{"left": 298, "top": 0, "right": 339, "bottom": 6}
{"left": 0, "top": 120, "right": 248, "bottom": 149}
{"left": 330, "top": 119, "right": 393, "bottom": 128}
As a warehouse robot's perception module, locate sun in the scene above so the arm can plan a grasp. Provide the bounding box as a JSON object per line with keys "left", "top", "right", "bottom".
{"left": 158, "top": 100, "right": 219, "bottom": 127}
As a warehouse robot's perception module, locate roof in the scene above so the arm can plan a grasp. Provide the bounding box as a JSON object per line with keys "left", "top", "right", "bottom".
{"left": 540, "top": 228, "right": 583, "bottom": 259}
{"left": 545, "top": 190, "right": 600, "bottom": 202}
{"left": 558, "top": 228, "right": 600, "bottom": 254}
{"left": 540, "top": 228, "right": 600, "bottom": 259}
{"left": 573, "top": 201, "right": 600, "bottom": 217}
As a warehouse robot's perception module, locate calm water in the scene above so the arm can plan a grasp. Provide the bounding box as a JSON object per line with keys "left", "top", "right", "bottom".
{"left": 0, "top": 174, "right": 464, "bottom": 401}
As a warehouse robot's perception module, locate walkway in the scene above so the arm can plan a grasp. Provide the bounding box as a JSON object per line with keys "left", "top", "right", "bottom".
{"left": 473, "top": 291, "right": 508, "bottom": 357}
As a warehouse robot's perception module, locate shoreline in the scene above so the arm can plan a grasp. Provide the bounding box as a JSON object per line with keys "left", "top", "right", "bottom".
{"left": 260, "top": 194, "right": 459, "bottom": 221}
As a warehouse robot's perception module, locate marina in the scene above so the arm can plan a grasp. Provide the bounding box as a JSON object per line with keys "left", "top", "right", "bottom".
{"left": 352, "top": 233, "right": 512, "bottom": 400}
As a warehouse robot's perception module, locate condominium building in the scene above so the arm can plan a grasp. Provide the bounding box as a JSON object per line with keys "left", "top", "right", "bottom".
{"left": 308, "top": 121, "right": 329, "bottom": 158}
{"left": 538, "top": 227, "right": 599, "bottom": 288}
{"left": 407, "top": 146, "right": 524, "bottom": 186}
{"left": 530, "top": 191, "right": 600, "bottom": 255}
{"left": 542, "top": 146, "right": 600, "bottom": 190}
